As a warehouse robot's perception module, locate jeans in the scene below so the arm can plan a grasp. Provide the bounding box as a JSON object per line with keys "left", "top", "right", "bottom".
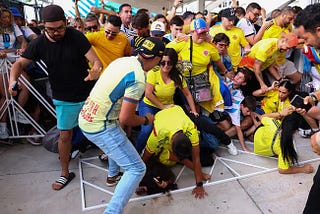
{"left": 82, "top": 123, "right": 146, "bottom": 214}
{"left": 135, "top": 101, "right": 160, "bottom": 154}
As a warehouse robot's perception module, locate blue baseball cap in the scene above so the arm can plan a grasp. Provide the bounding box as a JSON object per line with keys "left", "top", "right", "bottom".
{"left": 190, "top": 18, "right": 208, "bottom": 34}
{"left": 10, "top": 7, "right": 23, "bottom": 18}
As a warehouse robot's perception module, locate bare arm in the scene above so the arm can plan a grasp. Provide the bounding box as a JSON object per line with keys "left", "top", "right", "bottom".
{"left": 181, "top": 86, "right": 198, "bottom": 114}
{"left": 16, "top": 35, "right": 28, "bottom": 50}
{"left": 90, "top": 6, "right": 117, "bottom": 16}
{"left": 167, "top": 0, "right": 182, "bottom": 22}
{"left": 253, "top": 59, "right": 268, "bottom": 92}
{"left": 9, "top": 57, "right": 33, "bottom": 95}
{"left": 84, "top": 47, "right": 102, "bottom": 81}
{"left": 74, "top": 0, "right": 80, "bottom": 18}
{"left": 119, "top": 100, "right": 154, "bottom": 127}
{"left": 235, "top": 126, "right": 251, "bottom": 152}
{"left": 246, "top": 20, "right": 273, "bottom": 45}
{"left": 278, "top": 164, "right": 313, "bottom": 174}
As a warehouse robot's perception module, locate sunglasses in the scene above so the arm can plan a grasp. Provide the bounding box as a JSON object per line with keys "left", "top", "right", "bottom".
{"left": 85, "top": 25, "right": 98, "bottom": 31}
{"left": 105, "top": 30, "right": 118, "bottom": 36}
{"left": 45, "top": 25, "right": 66, "bottom": 34}
{"left": 160, "top": 60, "right": 173, "bottom": 66}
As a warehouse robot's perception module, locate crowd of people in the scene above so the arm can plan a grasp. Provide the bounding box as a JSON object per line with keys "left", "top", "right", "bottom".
{"left": 2, "top": 0, "right": 320, "bottom": 213}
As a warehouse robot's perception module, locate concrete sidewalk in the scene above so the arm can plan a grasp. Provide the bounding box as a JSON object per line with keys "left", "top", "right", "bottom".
{"left": 0, "top": 134, "right": 318, "bottom": 214}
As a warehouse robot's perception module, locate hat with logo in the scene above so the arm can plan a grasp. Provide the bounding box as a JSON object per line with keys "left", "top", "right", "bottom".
{"left": 10, "top": 7, "right": 23, "bottom": 18}
{"left": 283, "top": 32, "right": 299, "bottom": 48}
{"left": 221, "top": 8, "right": 236, "bottom": 20}
{"left": 42, "top": 5, "right": 66, "bottom": 22}
{"left": 190, "top": 18, "right": 208, "bottom": 34}
{"left": 151, "top": 21, "right": 165, "bottom": 36}
{"left": 138, "top": 37, "right": 165, "bottom": 59}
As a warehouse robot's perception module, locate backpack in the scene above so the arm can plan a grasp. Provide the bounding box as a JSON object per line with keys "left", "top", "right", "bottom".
{"left": 42, "top": 125, "right": 90, "bottom": 153}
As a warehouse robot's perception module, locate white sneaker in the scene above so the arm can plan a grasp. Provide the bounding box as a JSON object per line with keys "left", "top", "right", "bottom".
{"left": 227, "top": 142, "right": 238, "bottom": 155}
{"left": 0, "top": 127, "right": 9, "bottom": 139}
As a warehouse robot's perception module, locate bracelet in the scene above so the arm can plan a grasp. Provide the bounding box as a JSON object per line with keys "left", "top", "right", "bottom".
{"left": 144, "top": 116, "right": 149, "bottom": 125}
{"left": 196, "top": 181, "right": 203, "bottom": 187}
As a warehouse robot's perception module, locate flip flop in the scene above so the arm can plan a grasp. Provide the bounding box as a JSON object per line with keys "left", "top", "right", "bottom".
{"left": 52, "top": 172, "right": 76, "bottom": 191}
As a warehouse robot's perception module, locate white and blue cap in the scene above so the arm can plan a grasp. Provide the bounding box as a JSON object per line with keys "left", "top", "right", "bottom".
{"left": 151, "top": 21, "right": 165, "bottom": 36}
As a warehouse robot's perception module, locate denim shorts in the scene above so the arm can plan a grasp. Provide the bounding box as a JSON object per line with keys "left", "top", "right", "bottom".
{"left": 53, "top": 99, "right": 85, "bottom": 130}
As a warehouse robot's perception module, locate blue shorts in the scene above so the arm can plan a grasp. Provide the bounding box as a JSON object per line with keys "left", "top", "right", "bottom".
{"left": 53, "top": 99, "right": 85, "bottom": 130}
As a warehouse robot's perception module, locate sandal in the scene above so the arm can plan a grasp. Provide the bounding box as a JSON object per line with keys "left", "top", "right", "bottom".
{"left": 52, "top": 172, "right": 76, "bottom": 191}
{"left": 98, "top": 153, "right": 108, "bottom": 162}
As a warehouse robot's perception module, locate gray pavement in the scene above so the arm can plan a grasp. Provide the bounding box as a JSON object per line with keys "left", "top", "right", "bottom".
{"left": 0, "top": 134, "right": 319, "bottom": 214}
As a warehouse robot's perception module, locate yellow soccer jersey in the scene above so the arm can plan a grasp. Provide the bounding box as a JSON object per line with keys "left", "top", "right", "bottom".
{"left": 146, "top": 106, "right": 199, "bottom": 166}
{"left": 261, "top": 89, "right": 291, "bottom": 114}
{"left": 209, "top": 25, "right": 249, "bottom": 67}
{"left": 143, "top": 66, "right": 187, "bottom": 107}
{"left": 262, "top": 20, "right": 292, "bottom": 64}
{"left": 254, "top": 117, "right": 289, "bottom": 170}
{"left": 166, "top": 38, "right": 220, "bottom": 76}
{"left": 86, "top": 31, "right": 131, "bottom": 71}
{"left": 248, "top": 38, "right": 280, "bottom": 71}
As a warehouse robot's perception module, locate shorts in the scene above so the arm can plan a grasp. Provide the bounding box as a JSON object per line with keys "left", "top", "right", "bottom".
{"left": 53, "top": 99, "right": 85, "bottom": 130}
{"left": 278, "top": 60, "right": 298, "bottom": 77}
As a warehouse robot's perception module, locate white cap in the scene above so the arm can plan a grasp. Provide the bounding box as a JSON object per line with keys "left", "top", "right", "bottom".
{"left": 151, "top": 21, "right": 165, "bottom": 36}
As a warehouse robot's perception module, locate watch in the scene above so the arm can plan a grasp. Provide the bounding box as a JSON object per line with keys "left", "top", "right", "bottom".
{"left": 196, "top": 181, "right": 203, "bottom": 187}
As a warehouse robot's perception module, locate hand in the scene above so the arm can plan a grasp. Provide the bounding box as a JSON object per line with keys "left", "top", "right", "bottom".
{"left": 90, "top": 6, "right": 100, "bottom": 14}
{"left": 16, "top": 49, "right": 24, "bottom": 55}
{"left": 243, "top": 147, "right": 252, "bottom": 152}
{"left": 280, "top": 106, "right": 294, "bottom": 117}
{"left": 190, "top": 111, "right": 199, "bottom": 117}
{"left": 303, "top": 96, "right": 315, "bottom": 106}
{"left": 8, "top": 81, "right": 19, "bottom": 96}
{"left": 0, "top": 51, "right": 6, "bottom": 59}
{"left": 174, "top": 0, "right": 183, "bottom": 7}
{"left": 201, "top": 172, "right": 211, "bottom": 181}
{"left": 271, "top": 80, "right": 279, "bottom": 89}
{"left": 302, "top": 163, "right": 314, "bottom": 174}
{"left": 84, "top": 66, "right": 102, "bottom": 81}
{"left": 155, "top": 179, "right": 169, "bottom": 188}
{"left": 243, "top": 46, "right": 251, "bottom": 55}
{"left": 225, "top": 70, "right": 235, "bottom": 80}
{"left": 145, "top": 113, "right": 155, "bottom": 125}
{"left": 295, "top": 107, "right": 306, "bottom": 115}
{"left": 192, "top": 186, "right": 207, "bottom": 199}
{"left": 260, "top": 84, "right": 268, "bottom": 93}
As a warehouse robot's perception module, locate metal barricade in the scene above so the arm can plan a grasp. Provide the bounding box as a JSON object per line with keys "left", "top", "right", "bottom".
{"left": 0, "top": 56, "right": 56, "bottom": 141}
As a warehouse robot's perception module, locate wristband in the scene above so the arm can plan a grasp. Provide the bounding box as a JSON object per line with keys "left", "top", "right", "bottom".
{"left": 311, "top": 94, "right": 318, "bottom": 105}
{"left": 144, "top": 116, "right": 149, "bottom": 125}
{"left": 196, "top": 181, "right": 203, "bottom": 187}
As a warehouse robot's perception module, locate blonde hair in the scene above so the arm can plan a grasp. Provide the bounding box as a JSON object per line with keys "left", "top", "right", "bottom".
{"left": 0, "top": 8, "right": 14, "bottom": 34}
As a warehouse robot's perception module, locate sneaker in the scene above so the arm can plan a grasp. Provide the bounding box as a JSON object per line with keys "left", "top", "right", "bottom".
{"left": 106, "top": 172, "right": 123, "bottom": 187}
{"left": 298, "top": 128, "right": 312, "bottom": 138}
{"left": 227, "top": 142, "right": 238, "bottom": 155}
{"left": 71, "top": 150, "right": 80, "bottom": 159}
{"left": 0, "top": 127, "right": 9, "bottom": 139}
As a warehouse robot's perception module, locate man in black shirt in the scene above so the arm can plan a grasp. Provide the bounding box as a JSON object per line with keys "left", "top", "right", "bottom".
{"left": 9, "top": 5, "right": 102, "bottom": 191}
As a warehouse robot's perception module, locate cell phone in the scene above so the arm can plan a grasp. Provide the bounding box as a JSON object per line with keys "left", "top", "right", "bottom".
{"left": 290, "top": 94, "right": 312, "bottom": 111}
{"left": 11, "top": 81, "right": 19, "bottom": 91}
{"left": 153, "top": 177, "right": 162, "bottom": 183}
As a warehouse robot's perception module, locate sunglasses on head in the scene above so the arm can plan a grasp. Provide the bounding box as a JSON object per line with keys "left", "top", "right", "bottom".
{"left": 85, "top": 25, "right": 98, "bottom": 31}
{"left": 160, "top": 60, "right": 173, "bottom": 66}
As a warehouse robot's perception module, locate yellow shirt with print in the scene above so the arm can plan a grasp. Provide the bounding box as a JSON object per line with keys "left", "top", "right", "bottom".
{"left": 146, "top": 106, "right": 199, "bottom": 166}
{"left": 166, "top": 38, "right": 220, "bottom": 76}
{"left": 254, "top": 117, "right": 289, "bottom": 170}
{"left": 143, "top": 66, "right": 187, "bottom": 107}
{"left": 248, "top": 38, "right": 280, "bottom": 71}
{"left": 262, "top": 20, "right": 292, "bottom": 64}
{"left": 86, "top": 31, "right": 131, "bottom": 72}
{"left": 209, "top": 25, "right": 249, "bottom": 67}
{"left": 261, "top": 89, "right": 291, "bottom": 113}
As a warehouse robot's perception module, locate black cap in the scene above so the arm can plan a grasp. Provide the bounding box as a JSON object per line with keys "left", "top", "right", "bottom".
{"left": 138, "top": 37, "right": 165, "bottom": 59}
{"left": 42, "top": 5, "right": 66, "bottom": 22}
{"left": 172, "top": 132, "right": 192, "bottom": 160}
{"left": 221, "top": 8, "right": 236, "bottom": 20}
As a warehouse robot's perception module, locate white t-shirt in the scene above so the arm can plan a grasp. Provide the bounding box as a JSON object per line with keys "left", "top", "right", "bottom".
{"left": 236, "top": 17, "right": 256, "bottom": 37}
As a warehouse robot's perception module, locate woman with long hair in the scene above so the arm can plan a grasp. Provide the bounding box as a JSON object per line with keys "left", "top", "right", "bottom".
{"left": 135, "top": 48, "right": 197, "bottom": 154}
